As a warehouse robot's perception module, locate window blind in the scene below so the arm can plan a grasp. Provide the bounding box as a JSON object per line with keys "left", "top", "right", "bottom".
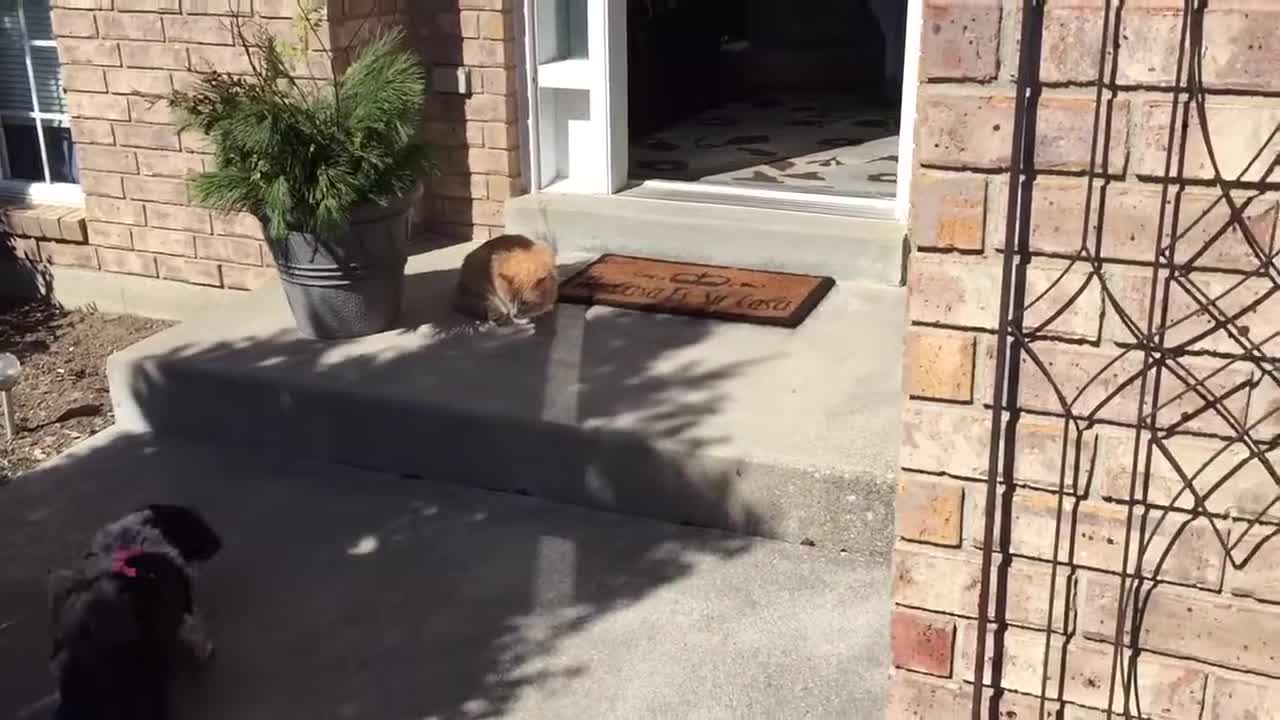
{"left": 1, "top": 0, "right": 66, "bottom": 116}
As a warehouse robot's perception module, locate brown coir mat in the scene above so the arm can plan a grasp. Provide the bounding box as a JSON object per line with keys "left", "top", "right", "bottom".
{"left": 559, "top": 254, "right": 835, "bottom": 328}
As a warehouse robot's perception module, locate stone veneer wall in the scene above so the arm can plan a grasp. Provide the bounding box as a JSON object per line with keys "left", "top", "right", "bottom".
{"left": 891, "top": 0, "right": 1280, "bottom": 717}
{"left": 31, "top": 0, "right": 520, "bottom": 293}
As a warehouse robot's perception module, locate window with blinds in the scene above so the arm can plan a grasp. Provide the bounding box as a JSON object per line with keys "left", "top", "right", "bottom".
{"left": 1, "top": 0, "right": 78, "bottom": 186}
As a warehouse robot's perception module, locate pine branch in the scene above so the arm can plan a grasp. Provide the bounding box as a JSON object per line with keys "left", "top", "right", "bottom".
{"left": 168, "top": 26, "right": 436, "bottom": 243}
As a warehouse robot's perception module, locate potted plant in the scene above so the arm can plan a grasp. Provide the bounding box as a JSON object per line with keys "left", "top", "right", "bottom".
{"left": 169, "top": 26, "right": 435, "bottom": 339}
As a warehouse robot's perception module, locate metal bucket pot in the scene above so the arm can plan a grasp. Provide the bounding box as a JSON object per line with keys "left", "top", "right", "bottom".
{"left": 263, "top": 190, "right": 417, "bottom": 340}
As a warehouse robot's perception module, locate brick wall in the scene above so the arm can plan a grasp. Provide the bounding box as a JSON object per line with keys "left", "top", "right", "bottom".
{"left": 409, "top": 0, "right": 522, "bottom": 244}
{"left": 41, "top": 0, "right": 521, "bottom": 294}
{"left": 292, "top": 0, "right": 525, "bottom": 244}
{"left": 1, "top": 203, "right": 87, "bottom": 295}
{"left": 892, "top": 1, "right": 1280, "bottom": 717}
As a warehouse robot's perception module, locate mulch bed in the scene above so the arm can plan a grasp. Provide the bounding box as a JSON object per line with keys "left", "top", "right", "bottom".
{"left": 0, "top": 300, "right": 171, "bottom": 483}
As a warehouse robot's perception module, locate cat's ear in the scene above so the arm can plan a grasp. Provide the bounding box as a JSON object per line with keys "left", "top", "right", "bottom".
{"left": 496, "top": 273, "right": 519, "bottom": 292}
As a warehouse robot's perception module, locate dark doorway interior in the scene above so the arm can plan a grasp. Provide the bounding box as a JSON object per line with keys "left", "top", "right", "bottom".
{"left": 627, "top": 0, "right": 907, "bottom": 198}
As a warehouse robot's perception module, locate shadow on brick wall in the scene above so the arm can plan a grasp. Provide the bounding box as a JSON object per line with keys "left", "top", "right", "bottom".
{"left": 415, "top": 4, "right": 480, "bottom": 250}
{"left": 309, "top": 1, "right": 502, "bottom": 250}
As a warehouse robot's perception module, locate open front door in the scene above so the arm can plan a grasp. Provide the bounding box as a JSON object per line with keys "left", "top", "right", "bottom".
{"left": 524, "top": 0, "right": 628, "bottom": 194}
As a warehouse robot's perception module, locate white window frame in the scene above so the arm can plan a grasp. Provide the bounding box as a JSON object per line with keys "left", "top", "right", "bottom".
{"left": 0, "top": 0, "right": 84, "bottom": 206}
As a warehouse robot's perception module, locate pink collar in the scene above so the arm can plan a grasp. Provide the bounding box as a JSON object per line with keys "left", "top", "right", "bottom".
{"left": 110, "top": 548, "right": 144, "bottom": 578}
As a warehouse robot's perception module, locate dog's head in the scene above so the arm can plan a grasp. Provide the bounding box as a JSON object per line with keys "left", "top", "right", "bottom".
{"left": 139, "top": 505, "right": 222, "bottom": 563}
{"left": 48, "top": 552, "right": 193, "bottom": 720}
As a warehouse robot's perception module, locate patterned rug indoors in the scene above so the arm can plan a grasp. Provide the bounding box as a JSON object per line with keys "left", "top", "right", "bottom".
{"left": 630, "top": 92, "right": 899, "bottom": 199}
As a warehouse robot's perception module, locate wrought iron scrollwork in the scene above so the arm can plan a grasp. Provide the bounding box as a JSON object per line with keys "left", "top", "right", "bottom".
{"left": 973, "top": 0, "right": 1280, "bottom": 717}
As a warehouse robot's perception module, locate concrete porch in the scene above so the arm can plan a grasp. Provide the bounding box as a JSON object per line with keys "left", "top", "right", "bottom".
{"left": 5, "top": 215, "right": 907, "bottom": 716}
{"left": 108, "top": 240, "right": 906, "bottom": 552}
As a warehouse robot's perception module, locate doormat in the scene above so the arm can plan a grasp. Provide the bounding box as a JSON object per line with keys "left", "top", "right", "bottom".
{"left": 559, "top": 254, "right": 835, "bottom": 328}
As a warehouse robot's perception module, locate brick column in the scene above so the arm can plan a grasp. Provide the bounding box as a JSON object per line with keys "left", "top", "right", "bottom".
{"left": 321, "top": 0, "right": 525, "bottom": 244}
{"left": 890, "top": 1, "right": 1280, "bottom": 718}
{"left": 408, "top": 0, "right": 522, "bottom": 245}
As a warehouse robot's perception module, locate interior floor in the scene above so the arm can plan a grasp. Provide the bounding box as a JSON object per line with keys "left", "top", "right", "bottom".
{"left": 629, "top": 92, "right": 899, "bottom": 199}
{"left": 625, "top": 0, "right": 907, "bottom": 199}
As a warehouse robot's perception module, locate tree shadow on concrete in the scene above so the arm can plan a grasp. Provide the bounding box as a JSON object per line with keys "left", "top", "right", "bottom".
{"left": 0, "top": 254, "right": 892, "bottom": 719}
{"left": 0, "top": 434, "right": 775, "bottom": 719}
{"left": 117, "top": 260, "right": 777, "bottom": 538}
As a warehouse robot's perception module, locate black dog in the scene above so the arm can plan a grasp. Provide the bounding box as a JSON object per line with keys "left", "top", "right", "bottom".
{"left": 47, "top": 505, "right": 222, "bottom": 720}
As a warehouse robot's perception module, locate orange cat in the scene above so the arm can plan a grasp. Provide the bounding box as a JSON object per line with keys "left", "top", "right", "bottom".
{"left": 453, "top": 234, "right": 559, "bottom": 324}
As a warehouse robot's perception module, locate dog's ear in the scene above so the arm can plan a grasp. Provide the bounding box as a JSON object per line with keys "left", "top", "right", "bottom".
{"left": 48, "top": 568, "right": 142, "bottom": 661}
{"left": 54, "top": 573, "right": 143, "bottom": 656}
{"left": 143, "top": 504, "right": 222, "bottom": 561}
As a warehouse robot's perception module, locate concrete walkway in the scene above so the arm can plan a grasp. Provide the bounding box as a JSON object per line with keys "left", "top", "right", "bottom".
{"left": 0, "top": 430, "right": 888, "bottom": 719}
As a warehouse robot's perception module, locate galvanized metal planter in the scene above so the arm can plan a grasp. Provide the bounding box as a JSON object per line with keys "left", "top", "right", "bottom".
{"left": 262, "top": 190, "right": 418, "bottom": 340}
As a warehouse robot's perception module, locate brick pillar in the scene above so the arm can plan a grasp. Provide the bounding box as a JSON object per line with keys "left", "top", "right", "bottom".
{"left": 49, "top": 0, "right": 523, "bottom": 293}
{"left": 890, "top": 1, "right": 1280, "bottom": 718}
{"left": 407, "top": 0, "right": 522, "bottom": 245}
{"left": 324, "top": 0, "right": 524, "bottom": 244}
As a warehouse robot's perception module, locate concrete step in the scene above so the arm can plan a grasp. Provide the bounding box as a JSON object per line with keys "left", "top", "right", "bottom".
{"left": 0, "top": 430, "right": 890, "bottom": 719}
{"left": 505, "top": 192, "right": 908, "bottom": 287}
{"left": 107, "top": 241, "right": 905, "bottom": 554}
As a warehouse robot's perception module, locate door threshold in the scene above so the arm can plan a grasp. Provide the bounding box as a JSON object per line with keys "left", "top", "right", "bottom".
{"left": 621, "top": 179, "right": 901, "bottom": 222}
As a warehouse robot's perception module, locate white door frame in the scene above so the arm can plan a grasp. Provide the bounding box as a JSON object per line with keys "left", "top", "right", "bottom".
{"left": 522, "top": 0, "right": 922, "bottom": 223}
{"left": 520, "top": 0, "right": 626, "bottom": 195}
{"left": 894, "top": 0, "right": 924, "bottom": 222}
